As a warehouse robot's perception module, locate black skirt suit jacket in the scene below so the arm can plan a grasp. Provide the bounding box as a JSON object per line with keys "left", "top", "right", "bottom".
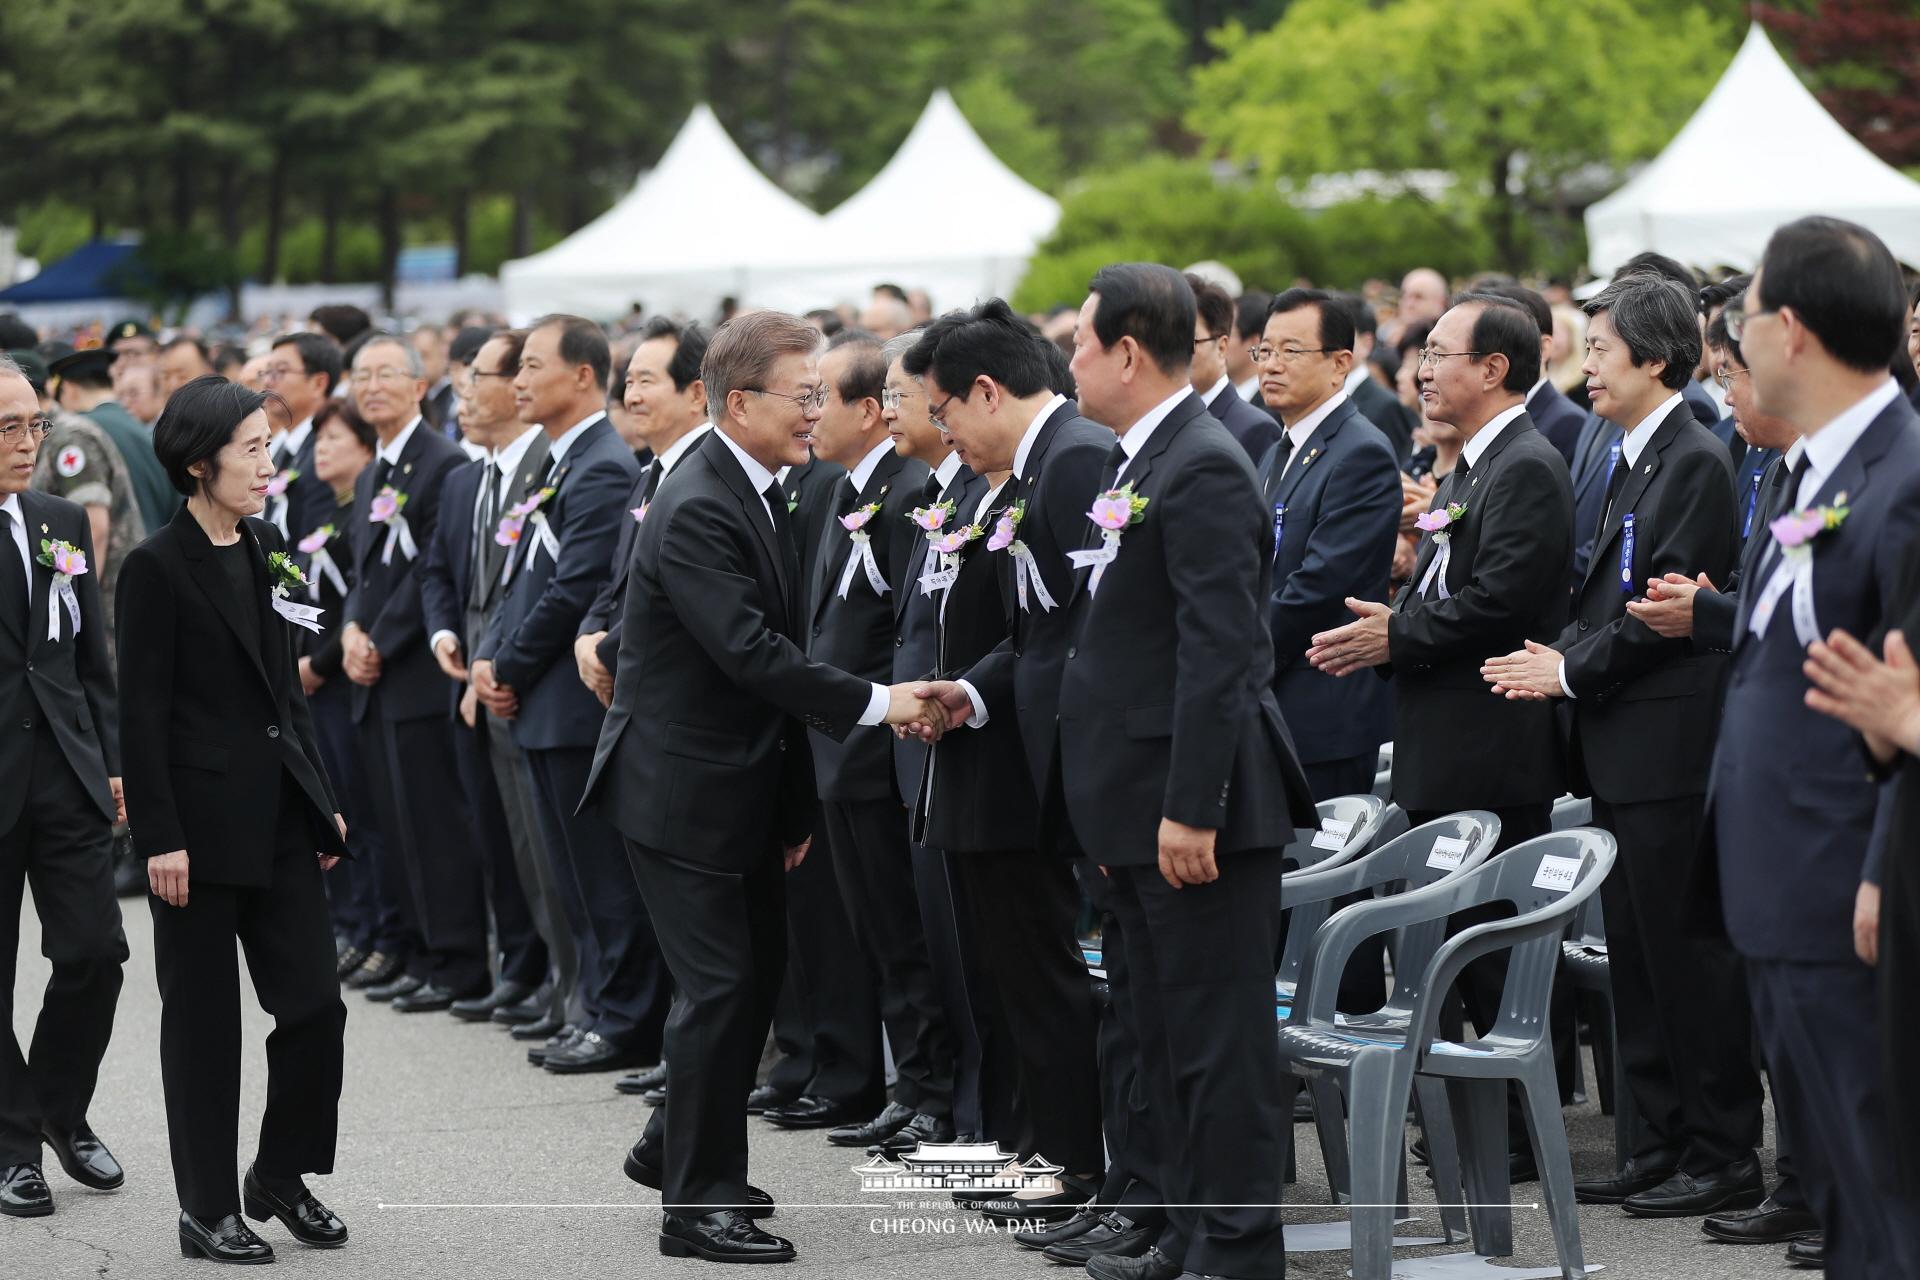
{"left": 117, "top": 508, "right": 345, "bottom": 887}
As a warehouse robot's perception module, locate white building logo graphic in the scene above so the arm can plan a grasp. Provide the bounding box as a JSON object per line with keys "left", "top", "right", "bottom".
{"left": 852, "top": 1141, "right": 1063, "bottom": 1194}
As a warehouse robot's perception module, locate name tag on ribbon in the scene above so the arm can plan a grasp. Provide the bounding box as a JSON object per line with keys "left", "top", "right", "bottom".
{"left": 1619, "top": 513, "right": 1636, "bottom": 595}
{"left": 272, "top": 595, "right": 327, "bottom": 635}
{"left": 1271, "top": 503, "right": 1285, "bottom": 560}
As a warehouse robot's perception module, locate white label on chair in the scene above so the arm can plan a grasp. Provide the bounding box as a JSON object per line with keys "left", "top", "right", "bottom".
{"left": 1531, "top": 854, "right": 1583, "bottom": 893}
{"left": 1311, "top": 817, "right": 1354, "bottom": 850}
{"left": 1426, "top": 836, "right": 1468, "bottom": 869}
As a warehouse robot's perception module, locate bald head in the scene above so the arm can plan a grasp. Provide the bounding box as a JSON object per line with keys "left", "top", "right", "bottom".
{"left": 1399, "top": 268, "right": 1450, "bottom": 326}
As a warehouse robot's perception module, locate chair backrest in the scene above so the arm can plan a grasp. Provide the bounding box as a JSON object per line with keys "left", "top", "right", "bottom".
{"left": 1371, "top": 742, "right": 1394, "bottom": 800}
{"left": 1276, "top": 811, "right": 1500, "bottom": 994}
{"left": 1280, "top": 794, "right": 1387, "bottom": 877}
{"left": 1550, "top": 794, "right": 1592, "bottom": 830}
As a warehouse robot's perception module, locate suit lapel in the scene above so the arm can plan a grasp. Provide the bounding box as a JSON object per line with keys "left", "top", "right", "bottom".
{"left": 1403, "top": 466, "right": 1467, "bottom": 606}
{"left": 177, "top": 510, "right": 273, "bottom": 692}
{"left": 709, "top": 437, "right": 790, "bottom": 625}
{"left": 16, "top": 494, "right": 50, "bottom": 651}
{"left": 1272, "top": 403, "right": 1351, "bottom": 510}
{"left": 485, "top": 434, "right": 551, "bottom": 603}
{"left": 1583, "top": 403, "right": 1690, "bottom": 591}
{"left": 1064, "top": 396, "right": 1198, "bottom": 610}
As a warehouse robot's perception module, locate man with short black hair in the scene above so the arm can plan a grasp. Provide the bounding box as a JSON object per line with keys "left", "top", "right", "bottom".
{"left": 264, "top": 332, "right": 343, "bottom": 548}
{"left": 156, "top": 336, "right": 216, "bottom": 400}
{"left": 1186, "top": 274, "right": 1281, "bottom": 462}
{"left": 410, "top": 325, "right": 455, "bottom": 438}
{"left": 49, "top": 348, "right": 175, "bottom": 535}
{"left": 1484, "top": 284, "right": 1588, "bottom": 466}
{"left": 1229, "top": 291, "right": 1272, "bottom": 403}
{"left": 1342, "top": 294, "right": 1418, "bottom": 463}
{"left": 1485, "top": 274, "right": 1764, "bottom": 1218}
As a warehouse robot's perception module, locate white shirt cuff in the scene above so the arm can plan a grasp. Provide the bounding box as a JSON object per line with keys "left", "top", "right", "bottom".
{"left": 956, "top": 679, "right": 989, "bottom": 728}
{"left": 430, "top": 630, "right": 460, "bottom": 659}
{"left": 857, "top": 682, "right": 890, "bottom": 727}
{"left": 1557, "top": 659, "right": 1576, "bottom": 700}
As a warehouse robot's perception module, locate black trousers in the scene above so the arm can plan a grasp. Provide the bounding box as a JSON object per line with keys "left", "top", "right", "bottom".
{"left": 1748, "top": 958, "right": 1920, "bottom": 1278}
{"left": 450, "top": 714, "right": 546, "bottom": 988}
{"left": 525, "top": 745, "right": 668, "bottom": 1054}
{"left": 308, "top": 682, "right": 377, "bottom": 950}
{"left": 823, "top": 798, "right": 955, "bottom": 1118}
{"left": 149, "top": 779, "right": 346, "bottom": 1219}
{"left": 1108, "top": 850, "right": 1287, "bottom": 1280}
{"left": 358, "top": 709, "right": 483, "bottom": 990}
{"left": 630, "top": 842, "right": 785, "bottom": 1215}
{"left": 768, "top": 801, "right": 882, "bottom": 1108}
{"left": 1079, "top": 863, "right": 1166, "bottom": 1232}
{"left": 948, "top": 850, "right": 1103, "bottom": 1175}
{"left": 911, "top": 840, "right": 983, "bottom": 1140}
{"left": 0, "top": 730, "right": 126, "bottom": 1165}
{"left": 1593, "top": 794, "right": 1761, "bottom": 1172}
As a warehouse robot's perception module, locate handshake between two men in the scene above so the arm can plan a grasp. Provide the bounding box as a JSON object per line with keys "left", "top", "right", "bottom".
{"left": 881, "top": 680, "right": 972, "bottom": 741}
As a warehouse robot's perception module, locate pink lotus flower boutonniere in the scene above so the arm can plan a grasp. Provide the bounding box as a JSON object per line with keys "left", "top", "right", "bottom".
{"left": 369, "top": 484, "right": 417, "bottom": 564}
{"left": 266, "top": 468, "right": 299, "bottom": 499}
{"left": 368, "top": 485, "right": 407, "bottom": 524}
{"left": 928, "top": 524, "right": 984, "bottom": 557}
{"left": 841, "top": 502, "right": 882, "bottom": 534}
{"left": 835, "top": 502, "right": 889, "bottom": 599}
{"left": 297, "top": 524, "right": 347, "bottom": 601}
{"left": 497, "top": 485, "right": 556, "bottom": 547}
{"left": 297, "top": 525, "right": 334, "bottom": 555}
{"left": 1770, "top": 500, "right": 1848, "bottom": 562}
{"left": 988, "top": 499, "right": 1058, "bottom": 612}
{"left": 909, "top": 500, "right": 954, "bottom": 534}
{"left": 915, "top": 522, "right": 983, "bottom": 596}
{"left": 986, "top": 499, "right": 1025, "bottom": 552}
{"left": 631, "top": 503, "right": 649, "bottom": 525}
{"left": 1415, "top": 501, "right": 1468, "bottom": 544}
{"left": 1066, "top": 483, "right": 1150, "bottom": 594}
{"left": 36, "top": 538, "right": 87, "bottom": 640}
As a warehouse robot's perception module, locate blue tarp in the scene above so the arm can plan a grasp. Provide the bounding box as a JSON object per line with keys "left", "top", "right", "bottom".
{"left": 0, "top": 239, "right": 143, "bottom": 303}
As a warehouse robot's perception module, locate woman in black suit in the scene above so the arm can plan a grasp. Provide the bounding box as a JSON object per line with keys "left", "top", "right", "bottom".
{"left": 117, "top": 376, "right": 351, "bottom": 1264}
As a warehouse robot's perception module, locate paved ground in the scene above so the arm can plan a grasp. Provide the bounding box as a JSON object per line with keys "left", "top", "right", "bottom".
{"left": 10, "top": 893, "right": 1805, "bottom": 1279}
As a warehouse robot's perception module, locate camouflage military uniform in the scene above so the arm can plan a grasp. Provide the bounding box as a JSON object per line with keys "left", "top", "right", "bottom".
{"left": 31, "top": 409, "right": 145, "bottom": 650}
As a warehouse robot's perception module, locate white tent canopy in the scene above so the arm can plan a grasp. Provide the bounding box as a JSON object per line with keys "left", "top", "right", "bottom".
{"left": 500, "top": 105, "right": 826, "bottom": 321}
{"left": 1586, "top": 24, "right": 1920, "bottom": 273}
{"left": 761, "top": 89, "right": 1061, "bottom": 311}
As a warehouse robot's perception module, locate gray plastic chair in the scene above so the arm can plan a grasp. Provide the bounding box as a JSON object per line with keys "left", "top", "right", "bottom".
{"left": 1279, "top": 828, "right": 1614, "bottom": 1280}
{"left": 1371, "top": 741, "right": 1394, "bottom": 800}
{"left": 1275, "top": 812, "right": 1500, "bottom": 1232}
{"left": 1281, "top": 794, "right": 1389, "bottom": 880}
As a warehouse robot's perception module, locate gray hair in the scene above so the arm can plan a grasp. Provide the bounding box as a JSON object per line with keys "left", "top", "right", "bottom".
{"left": 0, "top": 354, "right": 24, "bottom": 382}
{"left": 353, "top": 332, "right": 427, "bottom": 379}
{"left": 702, "top": 310, "right": 824, "bottom": 426}
{"left": 881, "top": 328, "right": 925, "bottom": 366}
{"left": 1582, "top": 275, "right": 1701, "bottom": 391}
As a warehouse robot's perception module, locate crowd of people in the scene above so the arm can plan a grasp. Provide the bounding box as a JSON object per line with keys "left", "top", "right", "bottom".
{"left": 2, "top": 214, "right": 1920, "bottom": 1279}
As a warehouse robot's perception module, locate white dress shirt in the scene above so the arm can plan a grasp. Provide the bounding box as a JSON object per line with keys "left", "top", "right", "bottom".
{"left": 0, "top": 493, "right": 31, "bottom": 610}
{"left": 279, "top": 417, "right": 314, "bottom": 466}
{"left": 1235, "top": 373, "right": 1262, "bottom": 403}
{"left": 1112, "top": 387, "right": 1191, "bottom": 482}
{"left": 1344, "top": 366, "right": 1373, "bottom": 397}
{"left": 1459, "top": 402, "right": 1529, "bottom": 471}
{"left": 711, "top": 430, "right": 890, "bottom": 726}
{"left": 1201, "top": 376, "right": 1233, "bottom": 409}
{"left": 376, "top": 416, "right": 423, "bottom": 469}
{"left": 429, "top": 424, "right": 549, "bottom": 659}
{"left": 848, "top": 438, "right": 897, "bottom": 495}
{"left": 1012, "top": 395, "right": 1068, "bottom": 480}
{"left": 1790, "top": 379, "right": 1899, "bottom": 510}
{"left": 652, "top": 422, "right": 711, "bottom": 477}
{"left": 932, "top": 449, "right": 965, "bottom": 494}
{"left": 544, "top": 410, "right": 606, "bottom": 471}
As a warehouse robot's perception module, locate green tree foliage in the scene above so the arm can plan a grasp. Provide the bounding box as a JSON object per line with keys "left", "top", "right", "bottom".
{"left": 1188, "top": 0, "right": 1737, "bottom": 270}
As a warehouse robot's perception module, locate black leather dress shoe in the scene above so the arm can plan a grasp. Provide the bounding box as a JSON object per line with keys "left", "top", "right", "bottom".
{"left": 872, "top": 1112, "right": 955, "bottom": 1155}
{"left": 1785, "top": 1233, "right": 1824, "bottom": 1268}
{"left": 1574, "top": 1155, "right": 1681, "bottom": 1204}
{"left": 624, "top": 1141, "right": 773, "bottom": 1219}
{"left": 1011, "top": 1206, "right": 1103, "bottom": 1250}
{"left": 659, "top": 1209, "right": 795, "bottom": 1262}
{"left": 1044, "top": 1212, "right": 1153, "bottom": 1264}
{"left": 977, "top": 1186, "right": 1090, "bottom": 1224}
{"left": 744, "top": 1082, "right": 788, "bottom": 1113}
{"left": 450, "top": 979, "right": 534, "bottom": 1023}
{"left": 827, "top": 1101, "right": 916, "bottom": 1148}
{"left": 343, "top": 951, "right": 399, "bottom": 989}
{"left": 643, "top": 1085, "right": 667, "bottom": 1106}
{"left": 179, "top": 1211, "right": 275, "bottom": 1264}
{"left": 364, "top": 972, "right": 424, "bottom": 1003}
{"left": 1622, "top": 1158, "right": 1764, "bottom": 1218}
{"left": 761, "top": 1095, "right": 863, "bottom": 1129}
{"left": 1508, "top": 1148, "right": 1539, "bottom": 1185}
{"left": 527, "top": 1025, "right": 583, "bottom": 1066}
{"left": 0, "top": 1163, "right": 53, "bottom": 1217}
{"left": 391, "top": 981, "right": 469, "bottom": 1013}
{"left": 1701, "top": 1195, "right": 1820, "bottom": 1244}
{"left": 243, "top": 1167, "right": 347, "bottom": 1247}
{"left": 544, "top": 1030, "right": 649, "bottom": 1074}
{"left": 618, "top": 1065, "right": 671, "bottom": 1097}
{"left": 334, "top": 945, "right": 367, "bottom": 982}
{"left": 488, "top": 984, "right": 554, "bottom": 1026}
{"left": 1086, "top": 1245, "right": 1182, "bottom": 1280}
{"left": 41, "top": 1124, "right": 123, "bottom": 1191}
{"left": 509, "top": 1013, "right": 565, "bottom": 1042}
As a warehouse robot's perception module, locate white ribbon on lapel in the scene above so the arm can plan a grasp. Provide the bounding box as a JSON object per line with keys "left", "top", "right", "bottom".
{"left": 1066, "top": 529, "right": 1122, "bottom": 595}
{"left": 836, "top": 533, "right": 889, "bottom": 599}
{"left": 1749, "top": 552, "right": 1820, "bottom": 648}
{"left": 1008, "top": 542, "right": 1056, "bottom": 613}
{"left": 272, "top": 595, "right": 326, "bottom": 634}
{"left": 919, "top": 552, "right": 959, "bottom": 597}
{"left": 379, "top": 514, "right": 417, "bottom": 565}
{"left": 1415, "top": 536, "right": 1454, "bottom": 601}
{"left": 49, "top": 578, "right": 80, "bottom": 641}
{"left": 305, "top": 546, "right": 347, "bottom": 602}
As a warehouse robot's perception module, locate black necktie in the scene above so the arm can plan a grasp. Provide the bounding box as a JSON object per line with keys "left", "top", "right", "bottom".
{"left": 371, "top": 457, "right": 393, "bottom": 495}
{"left": 763, "top": 480, "right": 799, "bottom": 613}
{"left": 641, "top": 461, "right": 663, "bottom": 506}
{"left": 0, "top": 510, "right": 27, "bottom": 628}
{"left": 921, "top": 471, "right": 941, "bottom": 503}
{"left": 1102, "top": 439, "right": 1128, "bottom": 487}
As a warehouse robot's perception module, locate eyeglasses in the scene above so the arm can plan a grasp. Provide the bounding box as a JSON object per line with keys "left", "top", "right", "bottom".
{"left": 1195, "top": 332, "right": 1225, "bottom": 348}
{"left": 1417, "top": 348, "right": 1485, "bottom": 369}
{"left": 927, "top": 390, "right": 961, "bottom": 429}
{"left": 349, "top": 367, "right": 416, "bottom": 387}
{"left": 1248, "top": 344, "right": 1333, "bottom": 366}
{"left": 881, "top": 387, "right": 919, "bottom": 410}
{"left": 259, "top": 363, "right": 303, "bottom": 382}
{"left": 0, "top": 418, "right": 54, "bottom": 444}
{"left": 1713, "top": 367, "right": 1751, "bottom": 392}
{"left": 1723, "top": 302, "right": 1776, "bottom": 344}
{"left": 470, "top": 367, "right": 517, "bottom": 381}
{"left": 746, "top": 385, "right": 829, "bottom": 412}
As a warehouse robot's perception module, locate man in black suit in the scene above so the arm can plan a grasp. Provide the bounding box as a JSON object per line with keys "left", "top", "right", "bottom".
{"left": 418, "top": 330, "right": 554, "bottom": 1025}
{"left": 1311, "top": 295, "right": 1578, "bottom": 1170}
{"left": 1253, "top": 289, "right": 1402, "bottom": 799}
{"left": 580, "top": 310, "right": 941, "bottom": 1264}
{"left": 1566, "top": 408, "right": 1620, "bottom": 591}
{"left": 901, "top": 302, "right": 1109, "bottom": 1213}
{"left": 1187, "top": 274, "right": 1281, "bottom": 463}
{"left": 0, "top": 362, "right": 128, "bottom": 1218}
{"left": 1228, "top": 290, "right": 1272, "bottom": 408}
{"left": 472, "top": 316, "right": 667, "bottom": 1077}
{"left": 340, "top": 335, "right": 490, "bottom": 1008}
{"left": 779, "top": 333, "right": 957, "bottom": 1151}
{"left": 1691, "top": 218, "right": 1920, "bottom": 1276}
{"left": 1343, "top": 294, "right": 1419, "bottom": 465}
{"left": 995, "top": 264, "right": 1307, "bottom": 1280}
{"left": 263, "top": 334, "right": 341, "bottom": 548}
{"left": 411, "top": 325, "right": 459, "bottom": 440}
{"left": 1483, "top": 285, "right": 1588, "bottom": 467}
{"left": 1483, "top": 275, "right": 1764, "bottom": 1216}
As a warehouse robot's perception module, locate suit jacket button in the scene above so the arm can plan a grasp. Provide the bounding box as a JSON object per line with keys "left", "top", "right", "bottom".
{"left": 20, "top": 718, "right": 30, "bottom": 730}
{"left": 1067, "top": 646, "right": 1077, "bottom": 659}
{"left": 267, "top": 725, "right": 281, "bottom": 739}
{"left": 812, "top": 625, "right": 821, "bottom": 637}
{"left": 1578, "top": 619, "right": 1590, "bottom": 631}
{"left": 895, "top": 636, "right": 904, "bottom": 647}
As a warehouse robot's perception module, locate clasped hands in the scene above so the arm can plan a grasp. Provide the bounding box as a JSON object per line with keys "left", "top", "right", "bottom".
{"left": 884, "top": 682, "right": 965, "bottom": 740}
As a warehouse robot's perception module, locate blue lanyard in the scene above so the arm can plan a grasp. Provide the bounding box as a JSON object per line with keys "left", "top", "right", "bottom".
{"left": 1620, "top": 513, "right": 1636, "bottom": 595}
{"left": 1742, "top": 467, "right": 1763, "bottom": 538}
{"left": 1271, "top": 503, "right": 1286, "bottom": 561}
